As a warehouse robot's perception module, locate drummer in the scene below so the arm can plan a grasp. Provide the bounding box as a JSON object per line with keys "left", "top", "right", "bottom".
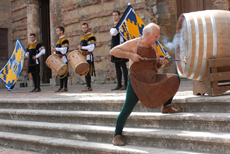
{"left": 110, "top": 23, "right": 180, "bottom": 146}
{"left": 51, "top": 26, "right": 69, "bottom": 92}
{"left": 77, "top": 23, "right": 96, "bottom": 92}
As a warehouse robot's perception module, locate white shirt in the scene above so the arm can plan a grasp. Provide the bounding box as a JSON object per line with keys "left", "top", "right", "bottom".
{"left": 110, "top": 22, "right": 124, "bottom": 44}
{"left": 55, "top": 35, "right": 68, "bottom": 63}
{"left": 80, "top": 32, "right": 95, "bottom": 61}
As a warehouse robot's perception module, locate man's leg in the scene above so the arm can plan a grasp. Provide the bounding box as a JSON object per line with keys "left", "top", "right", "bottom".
{"left": 30, "top": 73, "right": 37, "bottom": 92}
{"left": 34, "top": 72, "right": 41, "bottom": 92}
{"left": 55, "top": 78, "right": 64, "bottom": 92}
{"left": 85, "top": 72, "right": 91, "bottom": 88}
{"left": 82, "top": 60, "right": 92, "bottom": 91}
{"left": 120, "top": 61, "right": 128, "bottom": 90}
{"left": 64, "top": 76, "right": 68, "bottom": 89}
{"left": 112, "top": 62, "right": 122, "bottom": 90}
{"left": 162, "top": 74, "right": 180, "bottom": 113}
{"left": 113, "top": 76, "right": 139, "bottom": 146}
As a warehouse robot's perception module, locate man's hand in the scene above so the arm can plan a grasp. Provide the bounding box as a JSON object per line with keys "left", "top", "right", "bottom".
{"left": 51, "top": 46, "right": 56, "bottom": 53}
{"left": 82, "top": 52, "right": 86, "bottom": 56}
{"left": 32, "top": 55, "right": 37, "bottom": 60}
{"left": 131, "top": 53, "right": 143, "bottom": 62}
{"left": 78, "top": 45, "right": 82, "bottom": 50}
{"left": 159, "top": 57, "right": 169, "bottom": 65}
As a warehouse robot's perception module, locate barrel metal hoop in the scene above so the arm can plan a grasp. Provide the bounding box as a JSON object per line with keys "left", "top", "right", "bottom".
{"left": 210, "top": 12, "right": 217, "bottom": 57}
{"left": 189, "top": 14, "right": 199, "bottom": 79}
{"left": 197, "top": 13, "right": 207, "bottom": 81}
{"left": 183, "top": 13, "right": 192, "bottom": 78}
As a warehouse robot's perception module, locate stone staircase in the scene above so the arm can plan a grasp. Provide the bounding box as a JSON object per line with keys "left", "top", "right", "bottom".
{"left": 0, "top": 96, "right": 229, "bottom": 154}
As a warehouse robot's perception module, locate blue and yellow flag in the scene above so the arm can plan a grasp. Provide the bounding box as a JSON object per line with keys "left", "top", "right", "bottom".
{"left": 156, "top": 41, "right": 171, "bottom": 59}
{"left": 0, "top": 38, "right": 26, "bottom": 91}
{"left": 116, "top": 5, "right": 171, "bottom": 59}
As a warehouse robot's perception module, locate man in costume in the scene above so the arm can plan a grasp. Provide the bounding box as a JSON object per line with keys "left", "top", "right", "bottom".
{"left": 78, "top": 23, "right": 96, "bottom": 92}
{"left": 110, "top": 10, "right": 128, "bottom": 90}
{"left": 25, "top": 33, "right": 45, "bottom": 92}
{"left": 110, "top": 23, "right": 180, "bottom": 146}
{"left": 51, "top": 26, "right": 69, "bottom": 92}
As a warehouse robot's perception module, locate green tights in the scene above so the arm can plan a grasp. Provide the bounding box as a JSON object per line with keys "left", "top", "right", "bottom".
{"left": 114, "top": 74, "right": 180, "bottom": 136}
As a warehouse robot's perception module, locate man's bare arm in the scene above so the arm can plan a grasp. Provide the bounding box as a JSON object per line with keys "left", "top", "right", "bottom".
{"left": 110, "top": 39, "right": 143, "bottom": 62}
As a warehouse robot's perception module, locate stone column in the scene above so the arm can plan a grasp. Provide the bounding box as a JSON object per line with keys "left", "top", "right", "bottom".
{"left": 24, "top": 0, "right": 40, "bottom": 87}
{"left": 25, "top": 0, "right": 40, "bottom": 42}
{"left": 49, "top": 0, "right": 63, "bottom": 86}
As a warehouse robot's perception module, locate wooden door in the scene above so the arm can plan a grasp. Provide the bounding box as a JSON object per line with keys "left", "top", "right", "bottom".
{"left": 177, "top": 0, "right": 213, "bottom": 19}
{"left": 40, "top": 0, "right": 51, "bottom": 83}
{"left": 0, "top": 28, "right": 8, "bottom": 61}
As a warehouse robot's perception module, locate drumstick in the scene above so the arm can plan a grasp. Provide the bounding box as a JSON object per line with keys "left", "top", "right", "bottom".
{"left": 142, "top": 57, "right": 182, "bottom": 61}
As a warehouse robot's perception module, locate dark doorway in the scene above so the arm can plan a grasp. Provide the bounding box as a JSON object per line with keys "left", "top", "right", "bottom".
{"left": 177, "top": 0, "right": 213, "bottom": 19}
{"left": 40, "top": 0, "right": 51, "bottom": 83}
{"left": 0, "top": 28, "right": 8, "bottom": 62}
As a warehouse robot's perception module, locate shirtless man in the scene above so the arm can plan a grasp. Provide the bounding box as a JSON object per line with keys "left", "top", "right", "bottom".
{"left": 110, "top": 23, "right": 180, "bottom": 146}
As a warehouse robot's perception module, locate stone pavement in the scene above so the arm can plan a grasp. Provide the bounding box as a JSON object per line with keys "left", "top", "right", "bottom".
{"left": 0, "top": 80, "right": 195, "bottom": 99}
{"left": 1, "top": 79, "right": 230, "bottom": 101}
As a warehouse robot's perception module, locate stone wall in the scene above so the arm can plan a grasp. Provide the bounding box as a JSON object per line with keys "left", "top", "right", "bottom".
{"left": 0, "top": 0, "right": 11, "bottom": 88}
{"left": 49, "top": 0, "right": 179, "bottom": 85}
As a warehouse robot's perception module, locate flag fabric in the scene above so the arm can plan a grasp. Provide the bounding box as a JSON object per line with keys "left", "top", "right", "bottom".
{"left": 0, "top": 38, "right": 26, "bottom": 91}
{"left": 115, "top": 4, "right": 171, "bottom": 59}
{"left": 156, "top": 41, "right": 171, "bottom": 60}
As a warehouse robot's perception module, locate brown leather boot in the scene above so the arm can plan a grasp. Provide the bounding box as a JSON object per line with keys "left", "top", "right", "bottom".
{"left": 161, "top": 105, "right": 180, "bottom": 114}
{"left": 112, "top": 135, "right": 125, "bottom": 146}
{"left": 82, "top": 87, "right": 92, "bottom": 92}
{"left": 111, "top": 86, "right": 122, "bottom": 91}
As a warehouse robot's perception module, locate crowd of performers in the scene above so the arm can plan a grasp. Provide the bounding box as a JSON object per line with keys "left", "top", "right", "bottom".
{"left": 25, "top": 10, "right": 180, "bottom": 146}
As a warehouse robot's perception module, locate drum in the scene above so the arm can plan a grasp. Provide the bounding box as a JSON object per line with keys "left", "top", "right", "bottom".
{"left": 68, "top": 50, "right": 89, "bottom": 75}
{"left": 45, "top": 54, "right": 68, "bottom": 76}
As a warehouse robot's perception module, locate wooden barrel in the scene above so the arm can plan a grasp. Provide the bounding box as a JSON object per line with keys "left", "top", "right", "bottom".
{"left": 175, "top": 10, "right": 230, "bottom": 81}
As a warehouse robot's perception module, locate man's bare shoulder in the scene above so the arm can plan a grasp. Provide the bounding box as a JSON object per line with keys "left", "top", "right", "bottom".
{"left": 124, "top": 37, "right": 140, "bottom": 44}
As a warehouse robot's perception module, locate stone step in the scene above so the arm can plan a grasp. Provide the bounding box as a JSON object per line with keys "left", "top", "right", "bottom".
{"left": 0, "top": 109, "right": 229, "bottom": 132}
{"left": 0, "top": 119, "right": 229, "bottom": 153}
{"left": 0, "top": 131, "right": 213, "bottom": 154}
{"left": 0, "top": 146, "right": 41, "bottom": 154}
{"left": 0, "top": 98, "right": 229, "bottom": 112}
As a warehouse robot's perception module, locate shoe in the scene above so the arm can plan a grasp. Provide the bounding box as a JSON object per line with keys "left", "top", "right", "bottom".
{"left": 30, "top": 88, "right": 36, "bottom": 92}
{"left": 34, "top": 88, "right": 41, "bottom": 92}
{"left": 120, "top": 85, "right": 127, "bottom": 90}
{"left": 112, "top": 135, "right": 125, "bottom": 146}
{"left": 111, "top": 86, "right": 122, "bottom": 91}
{"left": 82, "top": 87, "right": 92, "bottom": 92}
{"left": 59, "top": 88, "right": 68, "bottom": 92}
{"left": 55, "top": 88, "right": 63, "bottom": 92}
{"left": 161, "top": 105, "right": 180, "bottom": 114}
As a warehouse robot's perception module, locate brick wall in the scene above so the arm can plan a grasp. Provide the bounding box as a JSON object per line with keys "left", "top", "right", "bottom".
{"left": 50, "top": 0, "right": 179, "bottom": 85}
{"left": 0, "top": 0, "right": 229, "bottom": 88}
{"left": 0, "top": 0, "right": 11, "bottom": 88}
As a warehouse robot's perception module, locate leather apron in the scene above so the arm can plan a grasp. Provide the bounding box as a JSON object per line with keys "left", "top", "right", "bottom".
{"left": 129, "top": 46, "right": 179, "bottom": 108}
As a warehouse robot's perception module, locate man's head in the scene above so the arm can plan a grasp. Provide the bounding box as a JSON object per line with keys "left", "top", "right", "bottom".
{"left": 29, "top": 33, "right": 36, "bottom": 43}
{"left": 143, "top": 23, "right": 160, "bottom": 43}
{"left": 82, "top": 23, "right": 89, "bottom": 34}
{"left": 56, "top": 26, "right": 65, "bottom": 37}
{"left": 112, "top": 10, "right": 121, "bottom": 22}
